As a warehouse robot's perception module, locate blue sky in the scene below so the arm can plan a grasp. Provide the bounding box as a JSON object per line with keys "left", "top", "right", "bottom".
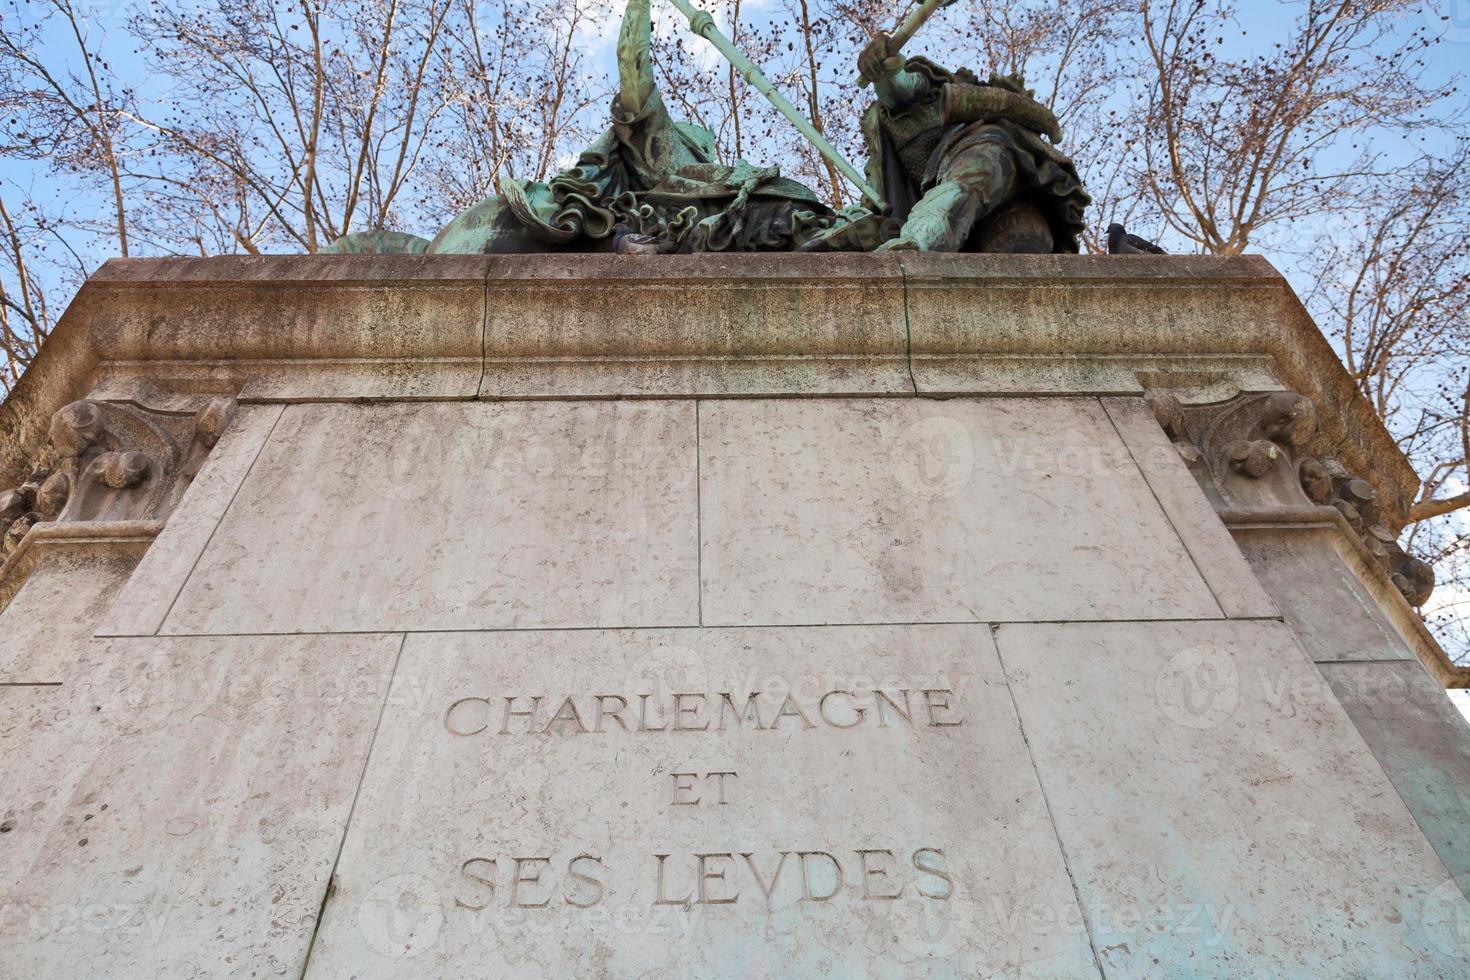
{"left": 5, "top": 0, "right": 1468, "bottom": 258}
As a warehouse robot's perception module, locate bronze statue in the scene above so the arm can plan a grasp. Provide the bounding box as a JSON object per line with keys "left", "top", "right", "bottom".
{"left": 833, "top": 33, "right": 1091, "bottom": 253}
{"left": 426, "top": 0, "right": 837, "bottom": 254}
{"left": 325, "top": 0, "right": 1091, "bottom": 257}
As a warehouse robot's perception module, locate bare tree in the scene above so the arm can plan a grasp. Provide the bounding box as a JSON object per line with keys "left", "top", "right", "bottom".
{"left": 1128, "top": 0, "right": 1455, "bottom": 256}
{"left": 1309, "top": 145, "right": 1470, "bottom": 507}
{"left": 1301, "top": 145, "right": 1470, "bottom": 659}
{"left": 0, "top": 0, "right": 134, "bottom": 256}
{"left": 0, "top": 193, "right": 51, "bottom": 388}
{"left": 126, "top": 0, "right": 455, "bottom": 252}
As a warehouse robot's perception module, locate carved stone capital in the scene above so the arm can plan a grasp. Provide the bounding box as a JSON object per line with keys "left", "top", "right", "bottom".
{"left": 0, "top": 397, "right": 237, "bottom": 560}
{"left": 1145, "top": 388, "right": 1434, "bottom": 608}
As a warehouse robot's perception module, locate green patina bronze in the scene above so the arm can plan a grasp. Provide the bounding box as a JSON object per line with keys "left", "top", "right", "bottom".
{"left": 664, "top": 0, "right": 881, "bottom": 207}
{"left": 427, "top": 0, "right": 844, "bottom": 255}
{"left": 319, "top": 230, "right": 431, "bottom": 254}
{"left": 804, "top": 41, "right": 1091, "bottom": 254}
{"left": 324, "top": 0, "right": 1091, "bottom": 256}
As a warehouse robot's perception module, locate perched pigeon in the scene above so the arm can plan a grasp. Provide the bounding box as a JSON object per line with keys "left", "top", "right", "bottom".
{"left": 613, "top": 225, "right": 673, "bottom": 255}
{"left": 1107, "top": 223, "right": 1166, "bottom": 255}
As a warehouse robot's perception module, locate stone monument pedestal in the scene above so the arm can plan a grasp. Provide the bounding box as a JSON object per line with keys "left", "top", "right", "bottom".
{"left": 3, "top": 254, "right": 1469, "bottom": 976}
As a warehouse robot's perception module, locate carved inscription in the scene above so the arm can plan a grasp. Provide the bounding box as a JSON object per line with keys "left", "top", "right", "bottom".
{"left": 444, "top": 687, "right": 964, "bottom": 737}
{"left": 445, "top": 677, "right": 965, "bottom": 914}
{"left": 453, "top": 849, "right": 953, "bottom": 910}
{"left": 671, "top": 771, "right": 736, "bottom": 806}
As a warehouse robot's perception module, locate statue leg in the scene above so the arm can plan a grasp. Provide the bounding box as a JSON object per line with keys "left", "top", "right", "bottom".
{"left": 877, "top": 141, "right": 1019, "bottom": 252}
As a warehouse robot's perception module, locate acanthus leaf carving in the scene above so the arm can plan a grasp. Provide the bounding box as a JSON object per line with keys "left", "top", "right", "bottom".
{"left": 1145, "top": 388, "right": 1434, "bottom": 609}
{"left": 0, "top": 396, "right": 238, "bottom": 560}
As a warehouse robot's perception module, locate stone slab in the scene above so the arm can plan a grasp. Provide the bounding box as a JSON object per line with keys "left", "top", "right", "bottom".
{"left": 699, "top": 397, "right": 1222, "bottom": 626}
{"left": 895, "top": 252, "right": 1417, "bottom": 523}
{"left": 97, "top": 404, "right": 284, "bottom": 637}
{"left": 303, "top": 625, "right": 1099, "bottom": 978}
{"left": 0, "top": 543, "right": 146, "bottom": 683}
{"left": 996, "top": 619, "right": 1470, "bottom": 976}
{"left": 0, "top": 685, "right": 67, "bottom": 881}
{"left": 481, "top": 254, "right": 911, "bottom": 397}
{"left": 0, "top": 633, "right": 403, "bottom": 977}
{"left": 161, "top": 401, "right": 699, "bottom": 634}
{"left": 93, "top": 358, "right": 483, "bottom": 402}
{"left": 911, "top": 353, "right": 1282, "bottom": 396}
{"left": 1321, "top": 660, "right": 1470, "bottom": 896}
{"left": 1101, "top": 396, "right": 1277, "bottom": 618}
{"left": 1234, "top": 526, "right": 1410, "bottom": 662}
{"left": 0, "top": 685, "right": 73, "bottom": 902}
{"left": 88, "top": 255, "right": 491, "bottom": 364}
{"left": 4, "top": 255, "right": 1421, "bottom": 524}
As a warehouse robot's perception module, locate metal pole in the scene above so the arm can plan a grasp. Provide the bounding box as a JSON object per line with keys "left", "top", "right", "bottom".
{"left": 664, "top": 0, "right": 884, "bottom": 208}
{"left": 888, "top": 0, "right": 950, "bottom": 53}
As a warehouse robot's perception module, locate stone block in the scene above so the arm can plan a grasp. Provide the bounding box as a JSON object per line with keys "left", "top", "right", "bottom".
{"left": 699, "top": 397, "right": 1222, "bottom": 625}
{"left": 1234, "top": 526, "right": 1409, "bottom": 662}
{"left": 1100, "top": 396, "right": 1276, "bottom": 618}
{"left": 161, "top": 401, "right": 699, "bottom": 634}
{"left": 0, "top": 633, "right": 402, "bottom": 977}
{"left": 1321, "top": 659, "right": 1470, "bottom": 896}
{"left": 80, "top": 256, "right": 492, "bottom": 400}
{"left": 303, "top": 625, "right": 1098, "bottom": 978}
{"left": 96, "top": 404, "right": 284, "bottom": 637}
{"left": 996, "top": 619, "right": 1470, "bottom": 976}
{"left": 0, "top": 544, "right": 142, "bottom": 682}
{"left": 481, "top": 254, "right": 911, "bottom": 397}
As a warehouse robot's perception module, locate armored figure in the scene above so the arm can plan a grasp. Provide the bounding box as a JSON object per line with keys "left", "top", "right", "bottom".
{"left": 325, "top": 0, "right": 1092, "bottom": 257}
{"left": 845, "top": 33, "right": 1090, "bottom": 253}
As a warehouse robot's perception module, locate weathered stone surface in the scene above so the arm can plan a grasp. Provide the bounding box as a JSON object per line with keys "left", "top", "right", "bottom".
{"left": 1, "top": 254, "right": 1460, "bottom": 976}
{"left": 898, "top": 253, "right": 1417, "bottom": 522}
{"left": 0, "top": 544, "right": 142, "bottom": 682}
{"left": 95, "top": 404, "right": 283, "bottom": 637}
{"left": 0, "top": 299, "right": 99, "bottom": 488}
{"left": 0, "top": 633, "right": 401, "bottom": 977}
{"left": 1101, "top": 396, "right": 1277, "bottom": 618}
{"left": 162, "top": 401, "right": 699, "bottom": 634}
{"left": 304, "top": 625, "right": 1098, "bottom": 978}
{"left": 0, "top": 684, "right": 69, "bottom": 892}
{"left": 1235, "top": 526, "right": 1411, "bottom": 662}
{"left": 1321, "top": 660, "right": 1470, "bottom": 898}
{"left": 700, "top": 397, "right": 1221, "bottom": 625}
{"left": 89, "top": 255, "right": 489, "bottom": 363}
{"left": 3, "top": 255, "right": 1420, "bottom": 520}
{"left": 997, "top": 619, "right": 1470, "bottom": 976}
{"left": 481, "top": 254, "right": 910, "bottom": 397}
{"left": 901, "top": 352, "right": 1281, "bottom": 396}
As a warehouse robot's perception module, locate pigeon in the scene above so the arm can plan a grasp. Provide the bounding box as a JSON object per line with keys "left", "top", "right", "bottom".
{"left": 613, "top": 225, "right": 672, "bottom": 255}
{"left": 1107, "top": 223, "right": 1167, "bottom": 255}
